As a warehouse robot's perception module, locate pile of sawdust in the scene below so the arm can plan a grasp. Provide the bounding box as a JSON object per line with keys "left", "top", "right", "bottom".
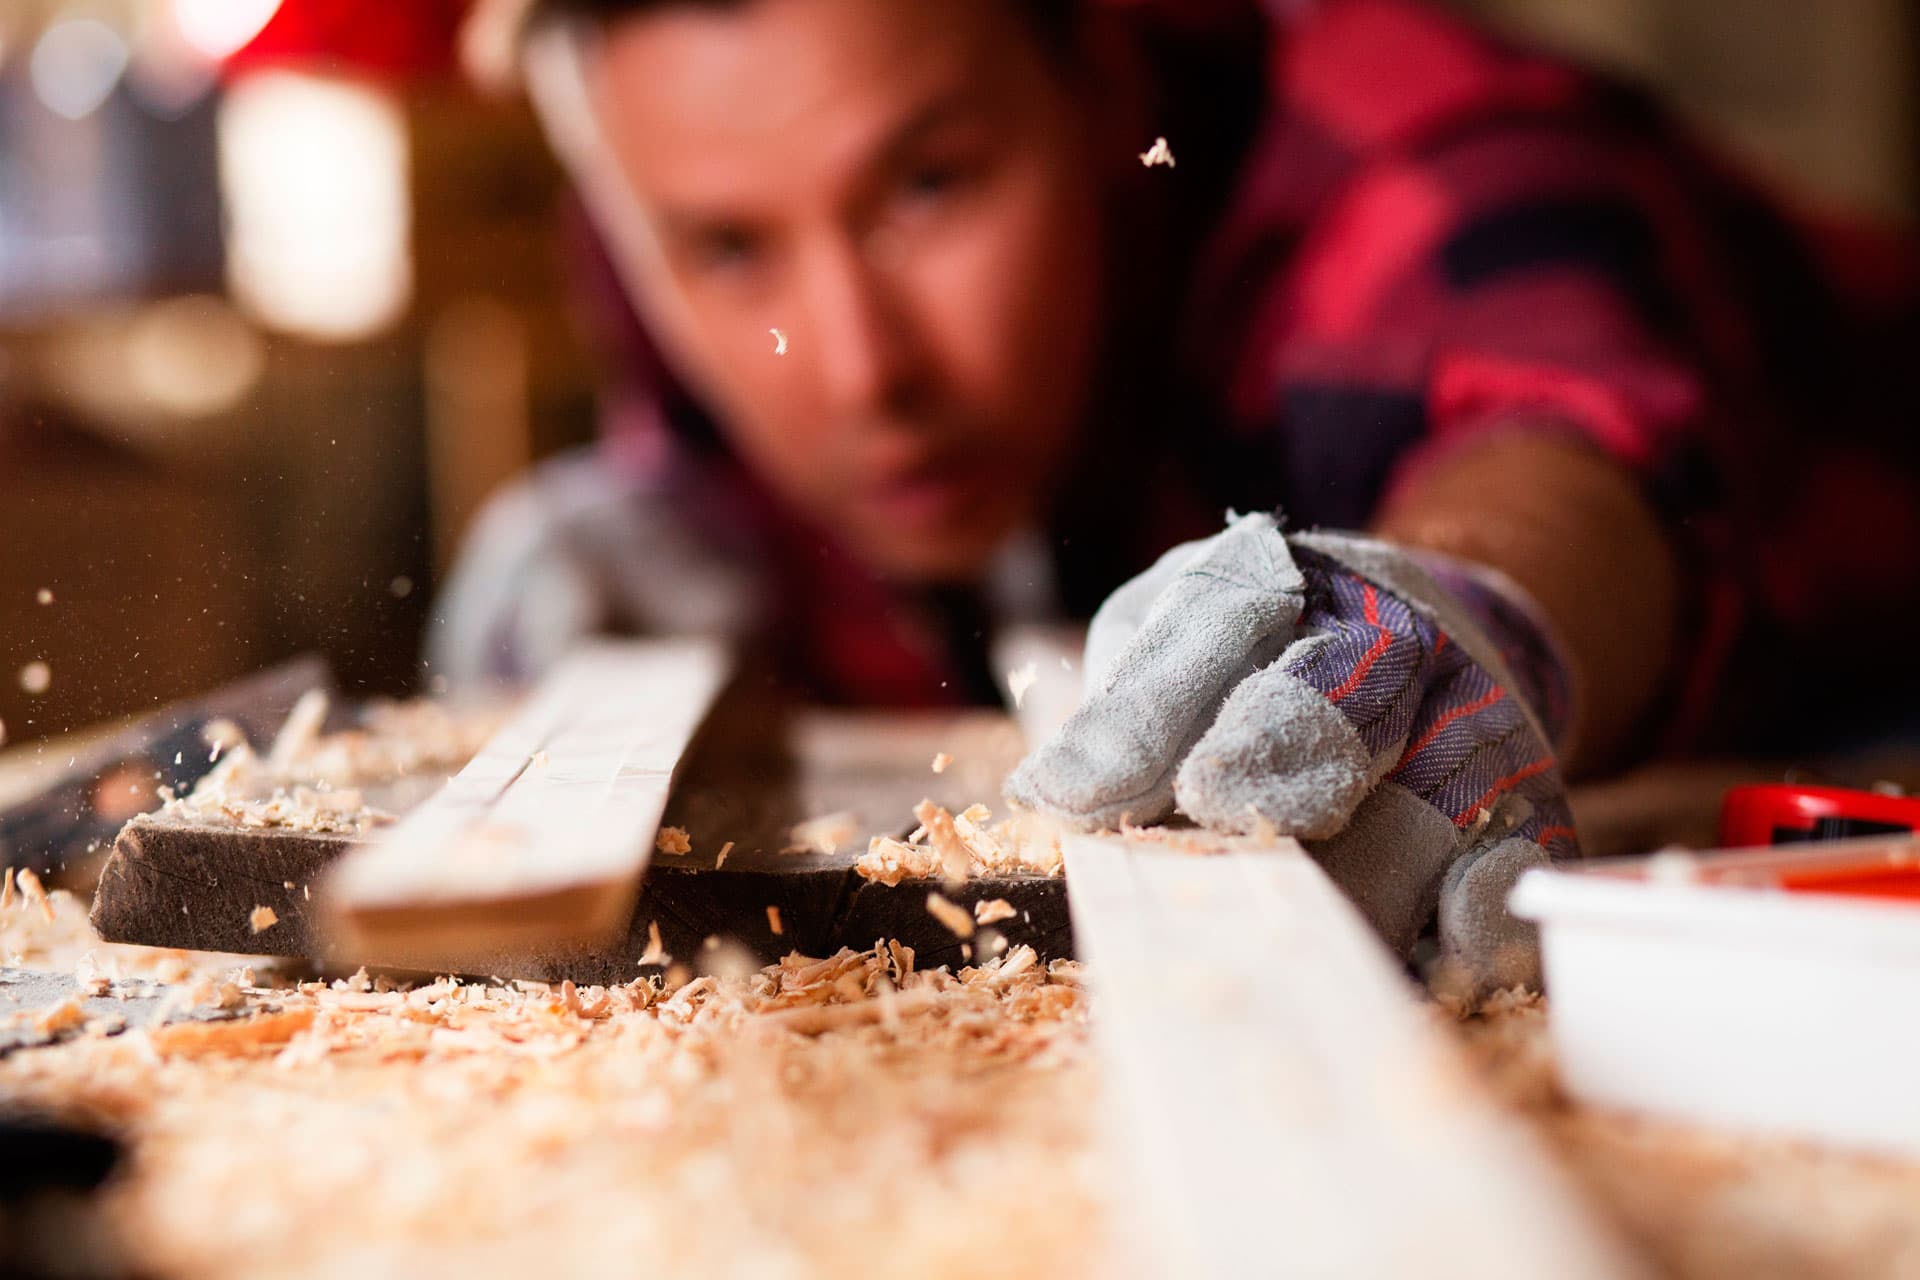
{"left": 12, "top": 819, "right": 1920, "bottom": 1275}
{"left": 0, "top": 917, "right": 1110, "bottom": 1280}
{"left": 857, "top": 800, "right": 1063, "bottom": 886}
{"left": 0, "top": 871, "right": 243, "bottom": 983}
{"left": 158, "top": 698, "right": 504, "bottom": 836}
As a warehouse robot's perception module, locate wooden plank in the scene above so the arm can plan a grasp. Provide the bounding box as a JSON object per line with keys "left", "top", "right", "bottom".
{"left": 1064, "top": 833, "right": 1642, "bottom": 1278}
{"left": 323, "top": 641, "right": 730, "bottom": 970}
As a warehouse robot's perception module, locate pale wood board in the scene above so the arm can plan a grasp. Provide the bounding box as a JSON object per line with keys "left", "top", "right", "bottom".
{"left": 324, "top": 640, "right": 730, "bottom": 968}
{"left": 1062, "top": 834, "right": 1643, "bottom": 1278}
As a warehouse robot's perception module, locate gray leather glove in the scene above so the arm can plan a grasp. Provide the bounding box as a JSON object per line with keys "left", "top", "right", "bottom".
{"left": 428, "top": 451, "right": 758, "bottom": 686}
{"left": 1006, "top": 512, "right": 1578, "bottom": 994}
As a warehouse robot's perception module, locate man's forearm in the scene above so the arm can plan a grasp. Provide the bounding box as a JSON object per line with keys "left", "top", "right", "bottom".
{"left": 1370, "top": 430, "right": 1680, "bottom": 776}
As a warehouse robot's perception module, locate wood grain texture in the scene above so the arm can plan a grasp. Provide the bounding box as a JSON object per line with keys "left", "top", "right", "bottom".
{"left": 1064, "top": 833, "right": 1642, "bottom": 1279}
{"left": 323, "top": 642, "right": 730, "bottom": 969}
{"left": 90, "top": 818, "right": 344, "bottom": 959}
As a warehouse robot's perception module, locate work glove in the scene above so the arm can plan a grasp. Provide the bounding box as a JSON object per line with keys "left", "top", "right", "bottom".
{"left": 428, "top": 451, "right": 759, "bottom": 686}
{"left": 1006, "top": 512, "right": 1577, "bottom": 995}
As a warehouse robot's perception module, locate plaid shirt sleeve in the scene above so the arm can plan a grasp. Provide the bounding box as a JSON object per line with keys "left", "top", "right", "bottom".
{"left": 1224, "top": 0, "right": 1740, "bottom": 511}
{"left": 1199, "top": 0, "right": 1919, "bottom": 748}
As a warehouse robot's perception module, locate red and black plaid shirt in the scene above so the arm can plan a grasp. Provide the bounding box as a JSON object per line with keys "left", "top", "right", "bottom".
{"left": 588, "top": 0, "right": 1920, "bottom": 753}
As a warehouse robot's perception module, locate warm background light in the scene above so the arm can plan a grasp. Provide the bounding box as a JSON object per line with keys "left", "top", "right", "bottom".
{"left": 29, "top": 17, "right": 129, "bottom": 121}
{"left": 172, "top": 0, "right": 283, "bottom": 62}
{"left": 218, "top": 69, "right": 412, "bottom": 342}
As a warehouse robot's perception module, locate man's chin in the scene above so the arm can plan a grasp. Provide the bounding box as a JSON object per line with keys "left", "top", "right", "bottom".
{"left": 845, "top": 519, "right": 1012, "bottom": 585}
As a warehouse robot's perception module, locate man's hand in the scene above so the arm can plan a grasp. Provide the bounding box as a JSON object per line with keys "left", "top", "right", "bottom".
{"left": 428, "top": 451, "right": 757, "bottom": 686}
{"left": 1006, "top": 512, "right": 1577, "bottom": 993}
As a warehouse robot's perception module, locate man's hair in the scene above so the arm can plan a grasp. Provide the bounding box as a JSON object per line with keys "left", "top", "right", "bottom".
{"left": 522, "top": 0, "right": 1085, "bottom": 67}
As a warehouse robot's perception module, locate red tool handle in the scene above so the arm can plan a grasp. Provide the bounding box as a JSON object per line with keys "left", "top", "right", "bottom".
{"left": 1720, "top": 783, "right": 1920, "bottom": 849}
{"left": 1719, "top": 784, "right": 1920, "bottom": 901}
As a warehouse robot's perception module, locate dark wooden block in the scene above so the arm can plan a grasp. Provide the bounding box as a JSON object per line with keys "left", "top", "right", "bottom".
{"left": 89, "top": 706, "right": 1074, "bottom": 982}
{"left": 90, "top": 817, "right": 346, "bottom": 960}
{"left": 90, "top": 814, "right": 1075, "bottom": 983}
{"left": 835, "top": 874, "right": 1072, "bottom": 973}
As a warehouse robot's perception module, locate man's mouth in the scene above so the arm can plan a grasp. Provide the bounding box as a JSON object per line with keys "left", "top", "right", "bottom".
{"left": 859, "top": 455, "right": 982, "bottom": 534}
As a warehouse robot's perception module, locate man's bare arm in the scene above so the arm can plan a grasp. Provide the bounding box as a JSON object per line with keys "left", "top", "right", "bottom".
{"left": 1372, "top": 431, "right": 1681, "bottom": 776}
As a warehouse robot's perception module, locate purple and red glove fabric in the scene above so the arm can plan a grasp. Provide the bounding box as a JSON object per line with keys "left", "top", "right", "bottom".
{"left": 1005, "top": 512, "right": 1576, "bottom": 993}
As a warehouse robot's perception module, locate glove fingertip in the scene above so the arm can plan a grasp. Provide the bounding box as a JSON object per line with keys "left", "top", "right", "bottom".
{"left": 1171, "top": 665, "right": 1375, "bottom": 839}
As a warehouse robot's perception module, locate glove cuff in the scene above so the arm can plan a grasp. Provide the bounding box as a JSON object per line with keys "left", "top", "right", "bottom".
{"left": 1404, "top": 552, "right": 1575, "bottom": 749}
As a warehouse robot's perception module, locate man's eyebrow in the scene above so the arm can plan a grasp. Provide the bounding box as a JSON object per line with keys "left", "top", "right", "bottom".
{"left": 650, "top": 93, "right": 988, "bottom": 241}
{"left": 869, "top": 93, "right": 987, "bottom": 170}
{"left": 658, "top": 208, "right": 757, "bottom": 243}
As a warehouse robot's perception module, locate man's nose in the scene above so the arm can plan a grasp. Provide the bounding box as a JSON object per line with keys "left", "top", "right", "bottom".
{"left": 797, "top": 237, "right": 921, "bottom": 417}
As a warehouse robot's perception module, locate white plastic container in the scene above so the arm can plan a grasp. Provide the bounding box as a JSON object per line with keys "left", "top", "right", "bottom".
{"left": 1509, "top": 835, "right": 1920, "bottom": 1157}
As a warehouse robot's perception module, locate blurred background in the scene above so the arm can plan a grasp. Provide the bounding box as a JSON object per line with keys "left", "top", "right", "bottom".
{"left": 0, "top": 0, "right": 1914, "bottom": 745}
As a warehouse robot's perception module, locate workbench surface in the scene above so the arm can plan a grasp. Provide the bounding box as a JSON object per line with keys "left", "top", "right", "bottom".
{"left": 5, "top": 711, "right": 1920, "bottom": 1277}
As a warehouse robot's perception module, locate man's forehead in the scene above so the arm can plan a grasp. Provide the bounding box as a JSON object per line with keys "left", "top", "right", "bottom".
{"left": 586, "top": 0, "right": 1018, "bottom": 205}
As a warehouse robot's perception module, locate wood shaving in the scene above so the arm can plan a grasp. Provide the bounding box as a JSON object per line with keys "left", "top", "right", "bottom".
{"left": 764, "top": 986, "right": 943, "bottom": 1035}
{"left": 637, "top": 921, "right": 669, "bottom": 967}
{"left": 147, "top": 1007, "right": 315, "bottom": 1058}
{"left": 74, "top": 952, "right": 109, "bottom": 997}
{"left": 1006, "top": 662, "right": 1039, "bottom": 709}
{"left": 1138, "top": 135, "right": 1175, "bottom": 167}
{"left": 974, "top": 898, "right": 1017, "bottom": 926}
{"left": 953, "top": 804, "right": 1004, "bottom": 865}
{"left": 168, "top": 699, "right": 505, "bottom": 833}
{"left": 784, "top": 811, "right": 860, "bottom": 856}
{"left": 766, "top": 905, "right": 783, "bottom": 936}
{"left": 715, "top": 841, "right": 733, "bottom": 869}
{"left": 163, "top": 779, "right": 382, "bottom": 835}
{"left": 856, "top": 803, "right": 1063, "bottom": 886}
{"left": 931, "top": 752, "right": 952, "bottom": 774}
{"left": 35, "top": 997, "right": 86, "bottom": 1035}
{"left": 925, "top": 892, "right": 975, "bottom": 939}
{"left": 266, "top": 689, "right": 330, "bottom": 773}
{"left": 913, "top": 800, "right": 972, "bottom": 886}
{"left": 857, "top": 836, "right": 942, "bottom": 887}
{"left": 655, "top": 826, "right": 692, "bottom": 856}
{"left": 248, "top": 906, "right": 278, "bottom": 934}
{"left": 17, "top": 867, "right": 56, "bottom": 924}
{"left": 203, "top": 718, "right": 245, "bottom": 759}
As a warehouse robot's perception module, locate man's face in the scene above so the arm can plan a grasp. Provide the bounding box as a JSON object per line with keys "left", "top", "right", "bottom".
{"left": 587, "top": 0, "right": 1106, "bottom": 581}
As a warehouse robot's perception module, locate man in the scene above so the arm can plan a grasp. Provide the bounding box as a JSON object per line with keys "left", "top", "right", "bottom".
{"left": 436, "top": 0, "right": 1920, "bottom": 988}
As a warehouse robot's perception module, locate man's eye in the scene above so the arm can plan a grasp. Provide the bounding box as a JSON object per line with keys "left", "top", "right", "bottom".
{"left": 689, "top": 227, "right": 761, "bottom": 272}
{"left": 898, "top": 162, "right": 972, "bottom": 204}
